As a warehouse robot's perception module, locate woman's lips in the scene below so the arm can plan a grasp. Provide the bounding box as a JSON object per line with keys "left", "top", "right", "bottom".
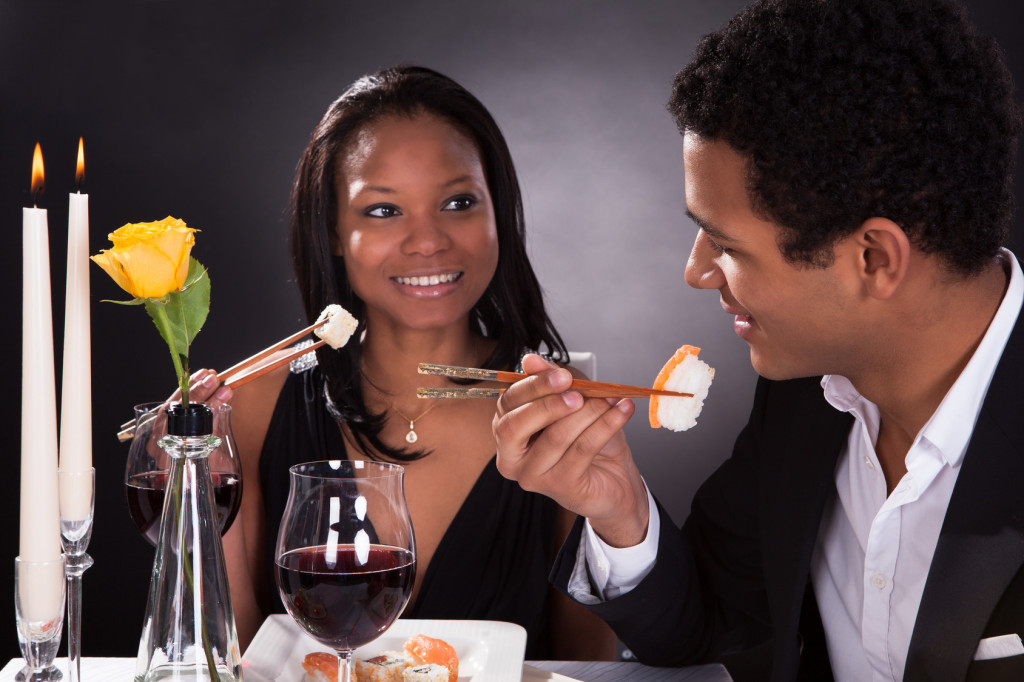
{"left": 391, "top": 271, "right": 463, "bottom": 298}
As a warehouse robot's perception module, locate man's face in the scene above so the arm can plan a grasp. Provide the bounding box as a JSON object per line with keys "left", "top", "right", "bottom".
{"left": 682, "top": 134, "right": 862, "bottom": 380}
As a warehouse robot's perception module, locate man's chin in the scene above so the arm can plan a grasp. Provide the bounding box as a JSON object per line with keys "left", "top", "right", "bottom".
{"left": 749, "top": 350, "right": 815, "bottom": 381}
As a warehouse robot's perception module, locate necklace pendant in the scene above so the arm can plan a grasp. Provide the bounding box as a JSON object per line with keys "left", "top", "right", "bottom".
{"left": 406, "top": 420, "right": 418, "bottom": 444}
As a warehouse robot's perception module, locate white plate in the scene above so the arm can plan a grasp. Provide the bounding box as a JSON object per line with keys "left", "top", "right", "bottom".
{"left": 242, "top": 614, "right": 527, "bottom": 682}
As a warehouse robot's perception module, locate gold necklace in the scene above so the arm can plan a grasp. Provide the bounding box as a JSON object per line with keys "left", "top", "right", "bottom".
{"left": 365, "top": 381, "right": 441, "bottom": 444}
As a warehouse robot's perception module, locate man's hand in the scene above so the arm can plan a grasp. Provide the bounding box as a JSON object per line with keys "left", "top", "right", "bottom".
{"left": 493, "top": 354, "right": 650, "bottom": 547}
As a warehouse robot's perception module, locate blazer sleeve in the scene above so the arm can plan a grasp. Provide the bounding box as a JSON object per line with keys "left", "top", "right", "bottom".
{"left": 550, "top": 378, "right": 775, "bottom": 667}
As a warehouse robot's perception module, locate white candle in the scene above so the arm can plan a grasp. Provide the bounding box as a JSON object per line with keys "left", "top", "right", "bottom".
{"left": 21, "top": 210, "right": 62, "bottom": 562}
{"left": 20, "top": 146, "right": 64, "bottom": 625}
{"left": 59, "top": 138, "right": 92, "bottom": 520}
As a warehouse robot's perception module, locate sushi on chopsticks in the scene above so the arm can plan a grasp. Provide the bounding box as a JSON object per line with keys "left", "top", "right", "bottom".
{"left": 649, "top": 344, "right": 715, "bottom": 432}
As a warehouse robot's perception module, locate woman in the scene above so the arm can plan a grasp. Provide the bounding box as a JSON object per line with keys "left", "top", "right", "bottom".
{"left": 201, "top": 65, "right": 615, "bottom": 659}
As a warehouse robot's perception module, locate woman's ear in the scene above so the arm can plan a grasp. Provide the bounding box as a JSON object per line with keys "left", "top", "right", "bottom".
{"left": 848, "top": 217, "right": 911, "bottom": 300}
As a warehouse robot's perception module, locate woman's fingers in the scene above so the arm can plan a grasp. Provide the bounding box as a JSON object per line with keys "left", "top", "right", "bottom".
{"left": 178, "top": 369, "right": 234, "bottom": 405}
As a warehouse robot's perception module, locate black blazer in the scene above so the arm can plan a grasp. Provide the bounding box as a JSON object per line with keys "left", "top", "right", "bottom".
{"left": 552, "top": 310, "right": 1024, "bottom": 681}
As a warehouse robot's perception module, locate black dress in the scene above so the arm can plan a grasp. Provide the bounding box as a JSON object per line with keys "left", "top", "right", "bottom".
{"left": 259, "top": 364, "right": 561, "bottom": 658}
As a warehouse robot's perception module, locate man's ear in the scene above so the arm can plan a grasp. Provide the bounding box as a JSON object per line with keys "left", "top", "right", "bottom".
{"left": 846, "top": 217, "right": 911, "bottom": 300}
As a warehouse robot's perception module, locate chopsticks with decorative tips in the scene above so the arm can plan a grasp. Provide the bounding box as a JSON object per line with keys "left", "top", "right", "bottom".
{"left": 116, "top": 320, "right": 328, "bottom": 442}
{"left": 416, "top": 363, "right": 694, "bottom": 399}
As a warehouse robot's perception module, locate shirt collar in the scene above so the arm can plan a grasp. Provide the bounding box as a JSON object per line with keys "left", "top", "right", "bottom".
{"left": 822, "top": 248, "right": 1023, "bottom": 467}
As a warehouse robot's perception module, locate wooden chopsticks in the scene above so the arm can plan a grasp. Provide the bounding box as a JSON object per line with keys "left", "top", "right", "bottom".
{"left": 416, "top": 363, "right": 694, "bottom": 399}
{"left": 116, "top": 321, "right": 328, "bottom": 441}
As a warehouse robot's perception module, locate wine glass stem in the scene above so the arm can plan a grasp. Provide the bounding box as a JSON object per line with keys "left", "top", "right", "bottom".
{"left": 337, "top": 651, "right": 354, "bottom": 682}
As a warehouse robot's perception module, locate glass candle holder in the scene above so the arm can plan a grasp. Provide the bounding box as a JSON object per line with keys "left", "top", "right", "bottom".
{"left": 14, "top": 555, "right": 66, "bottom": 681}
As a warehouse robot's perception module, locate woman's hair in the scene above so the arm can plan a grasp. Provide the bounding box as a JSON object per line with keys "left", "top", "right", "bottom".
{"left": 290, "top": 65, "right": 567, "bottom": 462}
{"left": 668, "top": 0, "right": 1021, "bottom": 275}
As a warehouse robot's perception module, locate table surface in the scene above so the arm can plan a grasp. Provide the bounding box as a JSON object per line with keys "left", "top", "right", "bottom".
{"left": 0, "top": 657, "right": 733, "bottom": 681}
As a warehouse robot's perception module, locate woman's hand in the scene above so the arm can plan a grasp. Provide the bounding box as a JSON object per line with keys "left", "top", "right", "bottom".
{"left": 492, "top": 354, "right": 650, "bottom": 548}
{"left": 170, "top": 368, "right": 234, "bottom": 407}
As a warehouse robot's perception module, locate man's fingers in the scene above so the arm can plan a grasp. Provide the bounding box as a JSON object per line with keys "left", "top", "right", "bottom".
{"left": 525, "top": 397, "right": 634, "bottom": 481}
{"left": 496, "top": 363, "right": 574, "bottom": 415}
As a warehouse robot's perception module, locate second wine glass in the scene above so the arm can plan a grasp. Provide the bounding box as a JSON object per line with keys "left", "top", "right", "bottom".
{"left": 276, "top": 460, "right": 416, "bottom": 682}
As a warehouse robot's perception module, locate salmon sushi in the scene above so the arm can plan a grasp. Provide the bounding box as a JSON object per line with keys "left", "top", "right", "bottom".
{"left": 302, "top": 651, "right": 339, "bottom": 682}
{"left": 649, "top": 344, "right": 715, "bottom": 432}
{"left": 403, "top": 635, "right": 458, "bottom": 682}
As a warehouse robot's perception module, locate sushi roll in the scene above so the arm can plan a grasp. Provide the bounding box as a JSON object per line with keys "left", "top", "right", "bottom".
{"left": 404, "top": 635, "right": 459, "bottom": 682}
{"left": 355, "top": 650, "right": 413, "bottom": 682}
{"left": 649, "top": 344, "right": 715, "bottom": 432}
{"left": 402, "top": 664, "right": 450, "bottom": 682}
{"left": 314, "top": 304, "right": 359, "bottom": 349}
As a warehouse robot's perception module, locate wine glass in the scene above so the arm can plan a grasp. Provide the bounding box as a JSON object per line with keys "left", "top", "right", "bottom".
{"left": 124, "top": 401, "right": 243, "bottom": 545}
{"left": 276, "top": 460, "right": 416, "bottom": 682}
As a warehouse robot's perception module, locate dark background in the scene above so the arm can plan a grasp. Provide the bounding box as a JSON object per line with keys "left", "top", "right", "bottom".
{"left": 2, "top": 0, "right": 1022, "bottom": 660}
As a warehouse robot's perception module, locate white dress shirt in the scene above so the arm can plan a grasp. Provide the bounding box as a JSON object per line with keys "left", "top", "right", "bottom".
{"left": 574, "top": 250, "right": 1023, "bottom": 680}
{"left": 812, "top": 251, "right": 1022, "bottom": 680}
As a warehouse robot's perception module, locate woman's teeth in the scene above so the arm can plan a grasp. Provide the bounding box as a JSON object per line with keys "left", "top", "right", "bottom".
{"left": 395, "top": 272, "right": 461, "bottom": 286}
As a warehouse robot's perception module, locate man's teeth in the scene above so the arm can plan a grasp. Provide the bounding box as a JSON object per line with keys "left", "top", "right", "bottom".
{"left": 395, "top": 272, "right": 460, "bottom": 286}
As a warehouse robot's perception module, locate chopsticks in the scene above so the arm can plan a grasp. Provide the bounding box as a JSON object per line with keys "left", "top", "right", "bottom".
{"left": 116, "top": 321, "right": 327, "bottom": 442}
{"left": 416, "top": 363, "right": 694, "bottom": 399}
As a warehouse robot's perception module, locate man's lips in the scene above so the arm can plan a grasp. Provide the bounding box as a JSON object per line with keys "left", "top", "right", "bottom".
{"left": 721, "top": 299, "right": 751, "bottom": 320}
{"left": 721, "top": 300, "right": 754, "bottom": 337}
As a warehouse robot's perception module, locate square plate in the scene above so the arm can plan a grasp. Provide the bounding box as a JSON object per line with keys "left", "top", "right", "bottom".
{"left": 242, "top": 615, "right": 527, "bottom": 681}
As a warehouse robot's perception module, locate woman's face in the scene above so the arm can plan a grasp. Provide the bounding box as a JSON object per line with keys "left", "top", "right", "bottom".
{"left": 333, "top": 113, "right": 499, "bottom": 332}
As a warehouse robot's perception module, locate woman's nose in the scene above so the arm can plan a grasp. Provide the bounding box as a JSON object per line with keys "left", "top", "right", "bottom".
{"left": 402, "top": 214, "right": 451, "bottom": 256}
{"left": 684, "top": 231, "right": 725, "bottom": 290}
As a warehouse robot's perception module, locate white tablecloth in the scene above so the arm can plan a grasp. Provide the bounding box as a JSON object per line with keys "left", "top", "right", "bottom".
{"left": 0, "top": 657, "right": 732, "bottom": 681}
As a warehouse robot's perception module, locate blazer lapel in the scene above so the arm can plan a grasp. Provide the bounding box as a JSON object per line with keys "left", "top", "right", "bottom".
{"left": 759, "top": 380, "right": 853, "bottom": 676}
{"left": 905, "top": 314, "right": 1024, "bottom": 681}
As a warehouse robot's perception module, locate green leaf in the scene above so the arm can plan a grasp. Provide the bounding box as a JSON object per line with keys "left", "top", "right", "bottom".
{"left": 142, "top": 257, "right": 211, "bottom": 395}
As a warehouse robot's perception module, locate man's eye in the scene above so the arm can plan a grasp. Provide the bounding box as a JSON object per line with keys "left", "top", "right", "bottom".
{"left": 442, "top": 195, "right": 476, "bottom": 212}
{"left": 709, "top": 239, "right": 728, "bottom": 254}
{"left": 365, "top": 204, "right": 401, "bottom": 218}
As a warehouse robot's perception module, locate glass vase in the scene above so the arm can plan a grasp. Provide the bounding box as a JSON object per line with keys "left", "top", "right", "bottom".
{"left": 134, "top": 403, "right": 241, "bottom": 682}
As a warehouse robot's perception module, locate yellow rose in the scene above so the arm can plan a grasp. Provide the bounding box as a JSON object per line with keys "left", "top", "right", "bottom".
{"left": 91, "top": 216, "right": 198, "bottom": 299}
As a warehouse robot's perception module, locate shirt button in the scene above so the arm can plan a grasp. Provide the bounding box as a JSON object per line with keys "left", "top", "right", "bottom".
{"left": 870, "top": 574, "right": 888, "bottom": 590}
{"left": 863, "top": 456, "right": 875, "bottom": 469}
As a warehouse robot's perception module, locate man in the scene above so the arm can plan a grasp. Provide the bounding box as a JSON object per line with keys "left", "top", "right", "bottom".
{"left": 492, "top": 0, "right": 1023, "bottom": 680}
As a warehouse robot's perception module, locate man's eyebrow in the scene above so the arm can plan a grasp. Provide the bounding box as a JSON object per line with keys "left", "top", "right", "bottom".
{"left": 686, "top": 209, "right": 735, "bottom": 242}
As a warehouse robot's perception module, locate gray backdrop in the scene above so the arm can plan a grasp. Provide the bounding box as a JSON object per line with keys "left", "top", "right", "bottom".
{"left": 2, "top": 0, "right": 1021, "bottom": 658}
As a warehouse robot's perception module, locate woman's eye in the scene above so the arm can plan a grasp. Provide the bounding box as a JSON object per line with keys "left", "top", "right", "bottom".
{"left": 365, "top": 204, "right": 401, "bottom": 218}
{"left": 442, "top": 195, "right": 477, "bottom": 212}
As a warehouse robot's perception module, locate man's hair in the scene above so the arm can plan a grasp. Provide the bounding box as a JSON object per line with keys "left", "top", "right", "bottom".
{"left": 669, "top": 0, "right": 1021, "bottom": 274}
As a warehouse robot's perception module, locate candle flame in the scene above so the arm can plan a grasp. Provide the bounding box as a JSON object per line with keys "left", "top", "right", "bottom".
{"left": 31, "top": 143, "right": 44, "bottom": 204}
{"left": 75, "top": 137, "right": 85, "bottom": 191}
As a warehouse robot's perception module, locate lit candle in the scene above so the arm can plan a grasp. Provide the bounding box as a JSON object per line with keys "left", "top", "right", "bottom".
{"left": 21, "top": 144, "right": 64, "bottom": 620}
{"left": 59, "top": 137, "right": 92, "bottom": 520}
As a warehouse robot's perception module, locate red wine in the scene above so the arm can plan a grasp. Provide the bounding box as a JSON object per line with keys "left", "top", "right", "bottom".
{"left": 125, "top": 471, "right": 242, "bottom": 545}
{"left": 276, "top": 544, "right": 415, "bottom": 651}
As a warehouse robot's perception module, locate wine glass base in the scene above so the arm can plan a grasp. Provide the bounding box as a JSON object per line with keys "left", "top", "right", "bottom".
{"left": 16, "top": 664, "right": 63, "bottom": 681}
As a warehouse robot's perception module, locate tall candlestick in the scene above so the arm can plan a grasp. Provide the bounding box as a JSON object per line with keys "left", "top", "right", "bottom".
{"left": 21, "top": 144, "right": 64, "bottom": 623}
{"left": 59, "top": 137, "right": 92, "bottom": 521}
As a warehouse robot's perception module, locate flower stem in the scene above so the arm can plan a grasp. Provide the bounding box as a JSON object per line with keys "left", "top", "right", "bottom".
{"left": 170, "top": 452, "right": 222, "bottom": 682}
{"left": 149, "top": 304, "right": 190, "bottom": 408}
